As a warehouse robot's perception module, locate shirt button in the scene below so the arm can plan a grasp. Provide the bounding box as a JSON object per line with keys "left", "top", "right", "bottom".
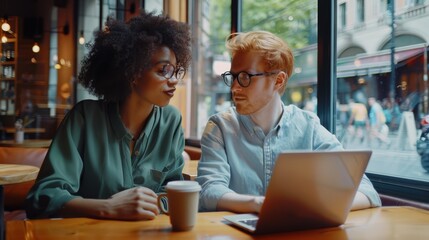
{"left": 134, "top": 151, "right": 139, "bottom": 156}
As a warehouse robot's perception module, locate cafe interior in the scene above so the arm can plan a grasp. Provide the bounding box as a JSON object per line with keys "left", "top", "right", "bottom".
{"left": 1, "top": 0, "right": 429, "bottom": 239}
{"left": 0, "top": 0, "right": 167, "bottom": 141}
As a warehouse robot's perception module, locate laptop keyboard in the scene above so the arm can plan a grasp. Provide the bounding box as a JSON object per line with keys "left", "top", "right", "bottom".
{"left": 239, "top": 218, "right": 258, "bottom": 228}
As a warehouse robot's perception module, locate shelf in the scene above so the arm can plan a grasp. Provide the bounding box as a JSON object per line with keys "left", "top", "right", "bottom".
{"left": 0, "top": 61, "right": 16, "bottom": 65}
{"left": 0, "top": 16, "right": 17, "bottom": 117}
{"left": 1, "top": 41, "right": 15, "bottom": 45}
{"left": 2, "top": 39, "right": 16, "bottom": 43}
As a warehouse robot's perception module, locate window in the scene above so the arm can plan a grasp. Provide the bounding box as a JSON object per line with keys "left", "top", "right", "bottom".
{"left": 243, "top": 0, "right": 318, "bottom": 110}
{"left": 189, "top": 0, "right": 318, "bottom": 138}
{"left": 406, "top": 0, "right": 425, "bottom": 7}
{"left": 386, "top": 0, "right": 391, "bottom": 11}
{"left": 144, "top": 0, "right": 164, "bottom": 14}
{"left": 339, "top": 3, "right": 347, "bottom": 30}
{"left": 189, "top": 0, "right": 232, "bottom": 137}
{"left": 77, "top": 0, "right": 114, "bottom": 102}
{"left": 190, "top": 0, "right": 429, "bottom": 203}
{"left": 336, "top": 0, "right": 429, "bottom": 201}
{"left": 357, "top": 0, "right": 365, "bottom": 23}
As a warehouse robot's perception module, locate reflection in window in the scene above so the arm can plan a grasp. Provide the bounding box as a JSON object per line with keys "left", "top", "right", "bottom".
{"left": 336, "top": 0, "right": 429, "bottom": 183}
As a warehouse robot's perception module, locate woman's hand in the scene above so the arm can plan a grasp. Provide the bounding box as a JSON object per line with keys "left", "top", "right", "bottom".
{"left": 60, "top": 187, "right": 159, "bottom": 220}
{"left": 105, "top": 186, "right": 160, "bottom": 220}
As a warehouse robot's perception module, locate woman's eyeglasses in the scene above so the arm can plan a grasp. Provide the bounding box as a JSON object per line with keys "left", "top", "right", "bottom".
{"left": 221, "top": 71, "right": 278, "bottom": 87}
{"left": 161, "top": 64, "right": 186, "bottom": 81}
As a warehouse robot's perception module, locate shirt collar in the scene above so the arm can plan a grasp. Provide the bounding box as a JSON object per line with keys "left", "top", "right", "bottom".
{"left": 275, "top": 103, "right": 291, "bottom": 138}
{"left": 109, "top": 102, "right": 129, "bottom": 141}
{"left": 141, "top": 106, "right": 158, "bottom": 140}
{"left": 235, "top": 103, "right": 290, "bottom": 138}
{"left": 108, "top": 102, "right": 159, "bottom": 141}
{"left": 236, "top": 109, "right": 255, "bottom": 135}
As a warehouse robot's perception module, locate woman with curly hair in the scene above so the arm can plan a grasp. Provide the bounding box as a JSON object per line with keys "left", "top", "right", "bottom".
{"left": 25, "top": 11, "right": 192, "bottom": 220}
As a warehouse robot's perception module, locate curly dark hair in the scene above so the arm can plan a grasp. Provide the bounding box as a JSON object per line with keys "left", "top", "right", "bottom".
{"left": 78, "top": 11, "right": 192, "bottom": 102}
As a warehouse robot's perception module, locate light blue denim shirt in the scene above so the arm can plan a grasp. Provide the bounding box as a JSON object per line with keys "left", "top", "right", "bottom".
{"left": 196, "top": 104, "right": 381, "bottom": 211}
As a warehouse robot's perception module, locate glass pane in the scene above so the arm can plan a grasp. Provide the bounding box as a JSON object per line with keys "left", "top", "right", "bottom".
{"left": 335, "top": 1, "right": 429, "bottom": 181}
{"left": 77, "top": 0, "right": 102, "bottom": 102}
{"left": 242, "top": 0, "right": 318, "bottom": 113}
{"left": 191, "top": 0, "right": 232, "bottom": 137}
{"left": 144, "top": 0, "right": 164, "bottom": 14}
{"left": 191, "top": 0, "right": 318, "bottom": 138}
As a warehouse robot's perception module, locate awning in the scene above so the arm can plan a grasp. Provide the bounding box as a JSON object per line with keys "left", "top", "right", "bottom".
{"left": 337, "top": 44, "right": 427, "bottom": 78}
{"left": 287, "top": 76, "right": 316, "bottom": 87}
{"left": 288, "top": 45, "right": 318, "bottom": 87}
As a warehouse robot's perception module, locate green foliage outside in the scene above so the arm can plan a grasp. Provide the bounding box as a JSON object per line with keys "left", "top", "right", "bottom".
{"left": 207, "top": 0, "right": 317, "bottom": 56}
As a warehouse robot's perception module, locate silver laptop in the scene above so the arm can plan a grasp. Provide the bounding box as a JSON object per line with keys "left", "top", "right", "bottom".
{"left": 223, "top": 150, "right": 372, "bottom": 235}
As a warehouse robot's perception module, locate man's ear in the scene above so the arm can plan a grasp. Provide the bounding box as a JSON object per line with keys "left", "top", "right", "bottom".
{"left": 274, "top": 71, "right": 288, "bottom": 90}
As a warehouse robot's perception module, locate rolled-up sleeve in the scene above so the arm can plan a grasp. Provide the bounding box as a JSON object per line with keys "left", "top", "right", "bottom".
{"left": 196, "top": 120, "right": 234, "bottom": 211}
{"left": 312, "top": 120, "right": 381, "bottom": 207}
{"left": 358, "top": 174, "right": 382, "bottom": 207}
{"left": 25, "top": 104, "right": 85, "bottom": 218}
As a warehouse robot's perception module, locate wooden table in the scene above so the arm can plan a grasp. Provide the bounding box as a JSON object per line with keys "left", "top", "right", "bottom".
{"left": 6, "top": 207, "right": 429, "bottom": 239}
{"left": 0, "top": 164, "right": 40, "bottom": 185}
{"left": 182, "top": 160, "right": 198, "bottom": 180}
{"left": 0, "top": 140, "right": 51, "bottom": 148}
{"left": 0, "top": 164, "right": 39, "bottom": 240}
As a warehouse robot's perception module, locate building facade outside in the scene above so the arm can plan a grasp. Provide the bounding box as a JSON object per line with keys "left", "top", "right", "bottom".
{"left": 289, "top": 0, "right": 429, "bottom": 133}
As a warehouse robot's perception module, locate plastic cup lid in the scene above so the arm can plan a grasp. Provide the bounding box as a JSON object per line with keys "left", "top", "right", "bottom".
{"left": 165, "top": 180, "right": 201, "bottom": 192}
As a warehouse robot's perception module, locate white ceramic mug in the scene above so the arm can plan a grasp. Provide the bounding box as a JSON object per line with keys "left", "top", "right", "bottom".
{"left": 157, "top": 180, "right": 201, "bottom": 231}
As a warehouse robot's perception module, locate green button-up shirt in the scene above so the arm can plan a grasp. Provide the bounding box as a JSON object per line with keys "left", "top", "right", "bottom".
{"left": 26, "top": 100, "right": 185, "bottom": 218}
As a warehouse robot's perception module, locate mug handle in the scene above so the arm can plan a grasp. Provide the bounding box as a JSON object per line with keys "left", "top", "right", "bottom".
{"left": 157, "top": 193, "right": 169, "bottom": 215}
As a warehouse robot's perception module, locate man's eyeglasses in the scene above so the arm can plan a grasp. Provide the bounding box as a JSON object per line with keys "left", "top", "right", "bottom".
{"left": 221, "top": 71, "right": 278, "bottom": 88}
{"left": 160, "top": 64, "right": 186, "bottom": 81}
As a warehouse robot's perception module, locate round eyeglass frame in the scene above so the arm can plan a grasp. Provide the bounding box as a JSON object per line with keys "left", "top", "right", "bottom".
{"left": 161, "top": 64, "right": 186, "bottom": 81}
{"left": 221, "top": 71, "right": 278, "bottom": 87}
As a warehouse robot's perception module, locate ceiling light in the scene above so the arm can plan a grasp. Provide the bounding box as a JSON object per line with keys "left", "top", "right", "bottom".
{"left": 32, "top": 42, "right": 40, "bottom": 53}
{"left": 78, "top": 30, "right": 85, "bottom": 45}
{"left": 1, "top": 21, "right": 10, "bottom": 32}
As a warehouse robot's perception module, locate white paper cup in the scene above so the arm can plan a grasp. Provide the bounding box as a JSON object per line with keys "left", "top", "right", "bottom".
{"left": 157, "top": 181, "right": 201, "bottom": 231}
